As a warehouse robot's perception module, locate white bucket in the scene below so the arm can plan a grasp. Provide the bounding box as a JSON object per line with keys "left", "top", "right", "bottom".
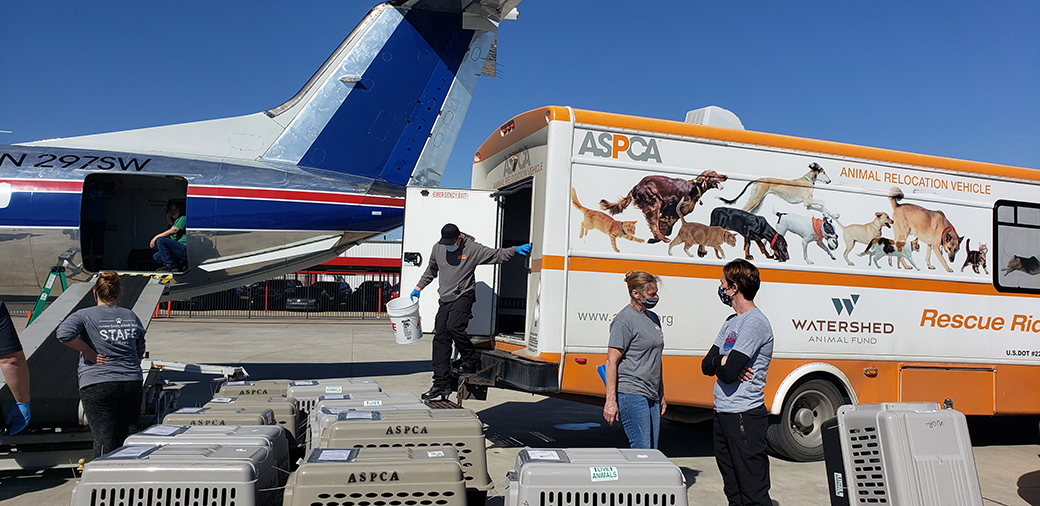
{"left": 386, "top": 297, "right": 422, "bottom": 344}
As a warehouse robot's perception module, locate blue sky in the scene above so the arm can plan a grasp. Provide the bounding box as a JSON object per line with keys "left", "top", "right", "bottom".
{"left": 2, "top": 1, "right": 1038, "bottom": 193}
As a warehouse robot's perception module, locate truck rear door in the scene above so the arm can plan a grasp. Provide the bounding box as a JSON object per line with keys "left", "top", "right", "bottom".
{"left": 401, "top": 187, "right": 500, "bottom": 336}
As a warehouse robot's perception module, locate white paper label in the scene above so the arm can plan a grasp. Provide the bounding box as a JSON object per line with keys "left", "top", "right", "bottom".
{"left": 323, "top": 394, "right": 350, "bottom": 400}
{"left": 834, "top": 473, "right": 844, "bottom": 497}
{"left": 590, "top": 467, "right": 619, "bottom": 482}
{"left": 318, "top": 449, "right": 357, "bottom": 461}
{"left": 140, "top": 425, "right": 182, "bottom": 436}
{"left": 175, "top": 407, "right": 205, "bottom": 414}
{"left": 210, "top": 397, "right": 234, "bottom": 404}
{"left": 108, "top": 445, "right": 154, "bottom": 459}
{"left": 225, "top": 381, "right": 249, "bottom": 386}
{"left": 427, "top": 450, "right": 445, "bottom": 457}
{"left": 343, "top": 411, "right": 378, "bottom": 419}
{"left": 527, "top": 450, "right": 561, "bottom": 460}
{"left": 290, "top": 381, "right": 318, "bottom": 386}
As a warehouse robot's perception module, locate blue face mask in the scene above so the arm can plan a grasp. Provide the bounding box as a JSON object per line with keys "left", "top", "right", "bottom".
{"left": 718, "top": 285, "right": 733, "bottom": 306}
{"left": 445, "top": 243, "right": 459, "bottom": 253}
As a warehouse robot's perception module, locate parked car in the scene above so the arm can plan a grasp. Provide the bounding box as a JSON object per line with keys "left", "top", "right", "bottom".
{"left": 344, "top": 281, "right": 392, "bottom": 312}
{"left": 285, "top": 281, "right": 351, "bottom": 312}
{"left": 248, "top": 279, "right": 303, "bottom": 311}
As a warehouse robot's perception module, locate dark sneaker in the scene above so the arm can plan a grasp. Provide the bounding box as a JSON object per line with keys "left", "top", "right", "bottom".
{"left": 156, "top": 265, "right": 176, "bottom": 272}
{"left": 421, "top": 385, "right": 452, "bottom": 401}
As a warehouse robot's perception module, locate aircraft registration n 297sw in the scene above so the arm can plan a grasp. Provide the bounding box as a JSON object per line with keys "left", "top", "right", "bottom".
{"left": 0, "top": 0, "right": 520, "bottom": 302}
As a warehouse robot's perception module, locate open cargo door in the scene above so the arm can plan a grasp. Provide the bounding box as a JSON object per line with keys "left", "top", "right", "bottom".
{"left": 401, "top": 187, "right": 500, "bottom": 337}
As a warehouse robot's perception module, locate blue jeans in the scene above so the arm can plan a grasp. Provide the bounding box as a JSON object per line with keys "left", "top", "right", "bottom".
{"left": 153, "top": 237, "right": 187, "bottom": 267}
{"left": 617, "top": 392, "right": 661, "bottom": 449}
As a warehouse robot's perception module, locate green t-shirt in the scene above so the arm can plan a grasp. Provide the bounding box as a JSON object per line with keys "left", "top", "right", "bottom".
{"left": 172, "top": 215, "right": 187, "bottom": 245}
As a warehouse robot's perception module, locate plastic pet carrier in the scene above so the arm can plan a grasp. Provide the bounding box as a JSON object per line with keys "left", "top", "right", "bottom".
{"left": 285, "top": 379, "right": 383, "bottom": 415}
{"left": 504, "top": 448, "right": 687, "bottom": 506}
{"left": 309, "top": 404, "right": 429, "bottom": 451}
{"left": 125, "top": 424, "right": 289, "bottom": 475}
{"left": 821, "top": 402, "right": 983, "bottom": 506}
{"left": 205, "top": 396, "right": 302, "bottom": 446}
{"left": 319, "top": 409, "right": 491, "bottom": 496}
{"left": 70, "top": 443, "right": 287, "bottom": 506}
{"left": 162, "top": 406, "right": 276, "bottom": 427}
{"left": 309, "top": 392, "right": 425, "bottom": 450}
{"left": 283, "top": 447, "right": 466, "bottom": 506}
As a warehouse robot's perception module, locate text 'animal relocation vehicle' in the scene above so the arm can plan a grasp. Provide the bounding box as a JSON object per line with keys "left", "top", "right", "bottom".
{"left": 401, "top": 105, "right": 1040, "bottom": 461}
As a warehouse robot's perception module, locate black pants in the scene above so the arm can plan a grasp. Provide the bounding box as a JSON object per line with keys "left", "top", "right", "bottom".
{"left": 81, "top": 381, "right": 142, "bottom": 459}
{"left": 713, "top": 405, "right": 772, "bottom": 506}
{"left": 431, "top": 294, "right": 475, "bottom": 388}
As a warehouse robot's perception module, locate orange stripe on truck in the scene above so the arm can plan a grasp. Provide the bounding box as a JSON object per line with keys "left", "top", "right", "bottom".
{"left": 539, "top": 255, "right": 1039, "bottom": 298}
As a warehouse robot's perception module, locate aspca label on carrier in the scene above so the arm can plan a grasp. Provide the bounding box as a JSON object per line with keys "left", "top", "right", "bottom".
{"left": 347, "top": 471, "right": 400, "bottom": 483}
{"left": 590, "top": 466, "right": 619, "bottom": 482}
{"left": 385, "top": 425, "right": 428, "bottom": 435}
{"left": 188, "top": 419, "right": 226, "bottom": 426}
{"left": 235, "top": 389, "right": 269, "bottom": 395}
{"left": 577, "top": 132, "right": 662, "bottom": 163}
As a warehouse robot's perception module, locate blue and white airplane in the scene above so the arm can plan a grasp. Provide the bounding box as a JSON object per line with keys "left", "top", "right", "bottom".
{"left": 0, "top": 0, "right": 520, "bottom": 302}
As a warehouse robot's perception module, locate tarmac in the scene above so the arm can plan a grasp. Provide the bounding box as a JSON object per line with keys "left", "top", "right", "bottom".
{"left": 2, "top": 317, "right": 1039, "bottom": 505}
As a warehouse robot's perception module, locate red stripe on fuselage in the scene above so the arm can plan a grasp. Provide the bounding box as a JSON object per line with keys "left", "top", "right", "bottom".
{"left": 1, "top": 179, "right": 83, "bottom": 192}
{"left": 188, "top": 186, "right": 404, "bottom": 207}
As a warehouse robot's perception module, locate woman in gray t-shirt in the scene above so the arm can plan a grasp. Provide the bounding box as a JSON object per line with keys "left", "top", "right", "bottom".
{"left": 57, "top": 271, "right": 146, "bottom": 458}
{"left": 603, "top": 270, "right": 666, "bottom": 449}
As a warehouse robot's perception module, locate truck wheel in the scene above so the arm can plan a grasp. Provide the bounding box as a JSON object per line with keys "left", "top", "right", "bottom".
{"left": 766, "top": 379, "right": 844, "bottom": 462}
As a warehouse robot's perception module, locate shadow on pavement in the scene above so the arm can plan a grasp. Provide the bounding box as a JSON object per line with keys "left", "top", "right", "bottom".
{"left": 967, "top": 415, "right": 1040, "bottom": 446}
{"left": 473, "top": 396, "right": 716, "bottom": 459}
{"left": 0, "top": 468, "right": 78, "bottom": 501}
{"left": 1019, "top": 470, "right": 1040, "bottom": 506}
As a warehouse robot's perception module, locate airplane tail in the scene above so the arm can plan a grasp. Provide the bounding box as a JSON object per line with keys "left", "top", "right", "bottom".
{"left": 23, "top": 1, "right": 520, "bottom": 188}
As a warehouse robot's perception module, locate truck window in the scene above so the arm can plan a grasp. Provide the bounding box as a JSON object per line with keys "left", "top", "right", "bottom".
{"left": 993, "top": 199, "right": 1040, "bottom": 293}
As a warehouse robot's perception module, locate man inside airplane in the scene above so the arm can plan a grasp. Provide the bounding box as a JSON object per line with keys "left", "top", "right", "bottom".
{"left": 150, "top": 200, "right": 187, "bottom": 272}
{"left": 0, "top": 299, "right": 31, "bottom": 435}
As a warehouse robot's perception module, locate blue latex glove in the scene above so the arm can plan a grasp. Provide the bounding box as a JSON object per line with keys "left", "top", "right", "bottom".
{"left": 410, "top": 288, "right": 421, "bottom": 301}
{"left": 516, "top": 243, "right": 532, "bottom": 256}
{"left": 6, "top": 402, "right": 30, "bottom": 435}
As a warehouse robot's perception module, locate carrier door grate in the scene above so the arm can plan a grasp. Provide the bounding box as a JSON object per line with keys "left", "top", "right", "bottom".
{"left": 538, "top": 491, "right": 678, "bottom": 506}
{"left": 848, "top": 426, "right": 888, "bottom": 504}
{"left": 87, "top": 486, "right": 240, "bottom": 506}
{"left": 306, "top": 489, "right": 459, "bottom": 506}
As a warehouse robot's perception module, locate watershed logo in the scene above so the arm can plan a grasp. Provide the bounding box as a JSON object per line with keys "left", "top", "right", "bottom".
{"left": 793, "top": 294, "right": 893, "bottom": 345}
{"left": 577, "top": 132, "right": 662, "bottom": 163}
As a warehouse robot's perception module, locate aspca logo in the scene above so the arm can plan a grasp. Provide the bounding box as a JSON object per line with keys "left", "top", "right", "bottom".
{"left": 236, "top": 389, "right": 269, "bottom": 396}
{"left": 188, "top": 420, "right": 226, "bottom": 425}
{"left": 577, "top": 132, "right": 662, "bottom": 163}
{"left": 385, "top": 425, "right": 428, "bottom": 435}
{"left": 507, "top": 148, "right": 531, "bottom": 173}
{"left": 832, "top": 294, "right": 860, "bottom": 315}
{"left": 347, "top": 471, "right": 399, "bottom": 483}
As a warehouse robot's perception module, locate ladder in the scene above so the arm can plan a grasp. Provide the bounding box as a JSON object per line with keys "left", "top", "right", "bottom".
{"left": 27, "top": 265, "right": 68, "bottom": 325}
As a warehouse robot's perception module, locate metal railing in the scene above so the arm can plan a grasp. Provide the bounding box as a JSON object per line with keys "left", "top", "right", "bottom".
{"left": 152, "top": 271, "right": 401, "bottom": 319}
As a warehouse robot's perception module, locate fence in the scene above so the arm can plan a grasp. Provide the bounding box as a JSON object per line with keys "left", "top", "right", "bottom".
{"left": 152, "top": 271, "right": 401, "bottom": 319}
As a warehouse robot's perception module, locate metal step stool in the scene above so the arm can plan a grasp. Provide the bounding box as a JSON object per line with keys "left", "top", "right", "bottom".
{"left": 205, "top": 396, "right": 303, "bottom": 447}
{"left": 70, "top": 443, "right": 287, "bottom": 506}
{"left": 125, "top": 424, "right": 290, "bottom": 477}
{"left": 319, "top": 409, "right": 492, "bottom": 501}
{"left": 504, "top": 448, "right": 687, "bottom": 506}
{"left": 162, "top": 406, "right": 276, "bottom": 427}
{"left": 283, "top": 447, "right": 466, "bottom": 506}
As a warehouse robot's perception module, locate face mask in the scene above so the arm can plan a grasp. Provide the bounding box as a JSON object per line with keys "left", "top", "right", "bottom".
{"left": 445, "top": 243, "right": 459, "bottom": 253}
{"left": 718, "top": 285, "right": 733, "bottom": 307}
{"left": 641, "top": 296, "right": 659, "bottom": 309}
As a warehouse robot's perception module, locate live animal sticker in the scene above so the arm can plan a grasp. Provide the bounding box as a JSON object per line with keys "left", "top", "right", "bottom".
{"left": 364, "top": 400, "right": 383, "bottom": 407}
{"left": 326, "top": 385, "right": 344, "bottom": 394}
{"left": 590, "top": 466, "right": 619, "bottom": 482}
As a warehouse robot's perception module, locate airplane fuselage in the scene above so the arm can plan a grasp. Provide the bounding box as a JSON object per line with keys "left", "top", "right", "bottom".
{"left": 0, "top": 144, "right": 403, "bottom": 301}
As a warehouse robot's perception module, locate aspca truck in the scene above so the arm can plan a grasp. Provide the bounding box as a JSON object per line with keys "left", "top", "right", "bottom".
{"left": 401, "top": 105, "right": 1040, "bottom": 461}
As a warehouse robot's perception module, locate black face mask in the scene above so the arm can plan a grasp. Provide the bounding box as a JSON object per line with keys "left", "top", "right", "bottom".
{"left": 718, "top": 285, "right": 734, "bottom": 307}
{"left": 641, "top": 296, "right": 659, "bottom": 309}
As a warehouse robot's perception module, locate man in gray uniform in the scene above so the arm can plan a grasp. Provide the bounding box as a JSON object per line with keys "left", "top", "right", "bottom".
{"left": 411, "top": 223, "right": 531, "bottom": 401}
